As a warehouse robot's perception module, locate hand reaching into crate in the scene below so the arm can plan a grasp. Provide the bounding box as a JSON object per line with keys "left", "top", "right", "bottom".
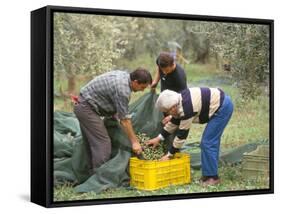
{"left": 136, "top": 133, "right": 166, "bottom": 160}
{"left": 159, "top": 153, "right": 170, "bottom": 161}
{"left": 145, "top": 137, "right": 161, "bottom": 149}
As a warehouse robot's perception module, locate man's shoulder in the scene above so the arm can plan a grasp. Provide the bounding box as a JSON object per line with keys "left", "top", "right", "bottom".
{"left": 98, "top": 70, "right": 128, "bottom": 77}
{"left": 113, "top": 71, "right": 131, "bottom": 94}
{"left": 175, "top": 63, "right": 186, "bottom": 73}
{"left": 110, "top": 70, "right": 129, "bottom": 76}
{"left": 114, "top": 70, "right": 130, "bottom": 83}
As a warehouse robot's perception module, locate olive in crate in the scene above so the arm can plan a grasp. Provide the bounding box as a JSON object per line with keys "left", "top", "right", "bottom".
{"left": 136, "top": 133, "right": 167, "bottom": 160}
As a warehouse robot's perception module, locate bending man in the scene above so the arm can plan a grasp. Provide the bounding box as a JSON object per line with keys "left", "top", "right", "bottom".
{"left": 74, "top": 68, "right": 152, "bottom": 174}
{"left": 146, "top": 88, "right": 233, "bottom": 185}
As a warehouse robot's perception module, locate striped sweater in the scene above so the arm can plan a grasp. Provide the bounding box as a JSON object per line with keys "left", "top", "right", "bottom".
{"left": 160, "top": 87, "right": 225, "bottom": 154}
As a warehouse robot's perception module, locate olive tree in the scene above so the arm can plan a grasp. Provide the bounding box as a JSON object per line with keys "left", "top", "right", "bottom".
{"left": 187, "top": 22, "right": 269, "bottom": 99}
{"left": 54, "top": 13, "right": 125, "bottom": 94}
{"left": 212, "top": 23, "right": 269, "bottom": 99}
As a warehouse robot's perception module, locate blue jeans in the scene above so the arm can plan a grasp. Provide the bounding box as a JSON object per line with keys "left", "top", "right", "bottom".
{"left": 200, "top": 95, "right": 234, "bottom": 177}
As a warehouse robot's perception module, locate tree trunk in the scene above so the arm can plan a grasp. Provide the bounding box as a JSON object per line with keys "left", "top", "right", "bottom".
{"left": 67, "top": 74, "right": 76, "bottom": 94}
{"left": 66, "top": 63, "right": 76, "bottom": 95}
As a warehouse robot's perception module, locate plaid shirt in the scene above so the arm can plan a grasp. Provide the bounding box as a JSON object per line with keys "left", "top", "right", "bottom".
{"left": 80, "top": 71, "right": 132, "bottom": 119}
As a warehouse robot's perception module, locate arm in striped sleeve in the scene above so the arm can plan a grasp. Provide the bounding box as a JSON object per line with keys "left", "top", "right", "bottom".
{"left": 160, "top": 117, "right": 180, "bottom": 139}
{"left": 169, "top": 118, "right": 193, "bottom": 154}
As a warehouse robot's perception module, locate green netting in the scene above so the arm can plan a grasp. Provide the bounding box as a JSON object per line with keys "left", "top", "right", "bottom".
{"left": 53, "top": 92, "right": 268, "bottom": 193}
{"left": 54, "top": 92, "right": 164, "bottom": 193}
{"left": 129, "top": 92, "right": 163, "bottom": 138}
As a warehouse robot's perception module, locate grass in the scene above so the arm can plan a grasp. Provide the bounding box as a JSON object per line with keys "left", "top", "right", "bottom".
{"left": 53, "top": 59, "right": 270, "bottom": 201}
{"left": 54, "top": 163, "right": 269, "bottom": 202}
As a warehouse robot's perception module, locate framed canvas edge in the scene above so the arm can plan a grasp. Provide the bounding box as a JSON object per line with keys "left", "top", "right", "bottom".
{"left": 31, "top": 5, "right": 274, "bottom": 208}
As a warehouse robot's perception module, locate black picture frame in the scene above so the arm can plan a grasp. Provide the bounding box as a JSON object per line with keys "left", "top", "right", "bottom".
{"left": 31, "top": 5, "right": 274, "bottom": 208}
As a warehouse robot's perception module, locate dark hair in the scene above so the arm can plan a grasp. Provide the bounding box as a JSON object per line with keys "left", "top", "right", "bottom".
{"left": 130, "top": 67, "right": 152, "bottom": 84}
{"left": 156, "top": 52, "right": 174, "bottom": 68}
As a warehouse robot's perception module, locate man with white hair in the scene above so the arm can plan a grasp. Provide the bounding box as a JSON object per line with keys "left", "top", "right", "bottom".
{"left": 146, "top": 87, "right": 233, "bottom": 185}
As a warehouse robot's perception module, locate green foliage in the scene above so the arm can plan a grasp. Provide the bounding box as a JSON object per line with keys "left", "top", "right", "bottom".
{"left": 117, "top": 18, "right": 187, "bottom": 60}
{"left": 205, "top": 23, "right": 269, "bottom": 99}
{"left": 54, "top": 13, "right": 125, "bottom": 77}
{"left": 54, "top": 13, "right": 270, "bottom": 99}
{"left": 115, "top": 53, "right": 156, "bottom": 76}
{"left": 180, "top": 21, "right": 211, "bottom": 63}
{"left": 176, "top": 21, "right": 270, "bottom": 99}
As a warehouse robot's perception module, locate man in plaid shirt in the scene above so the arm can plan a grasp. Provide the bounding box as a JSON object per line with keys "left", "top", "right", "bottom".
{"left": 74, "top": 68, "right": 152, "bottom": 174}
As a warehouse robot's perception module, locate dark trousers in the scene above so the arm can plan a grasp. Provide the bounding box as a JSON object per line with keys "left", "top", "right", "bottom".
{"left": 74, "top": 97, "right": 111, "bottom": 174}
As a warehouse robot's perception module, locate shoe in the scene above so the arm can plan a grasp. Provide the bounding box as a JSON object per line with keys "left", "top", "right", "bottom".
{"left": 199, "top": 176, "right": 209, "bottom": 182}
{"left": 202, "top": 177, "right": 220, "bottom": 186}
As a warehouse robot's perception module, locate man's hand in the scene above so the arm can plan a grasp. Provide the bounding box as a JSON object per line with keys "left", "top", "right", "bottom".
{"left": 145, "top": 137, "right": 161, "bottom": 149}
{"left": 150, "top": 81, "right": 157, "bottom": 89}
{"left": 120, "top": 119, "right": 142, "bottom": 155}
{"left": 151, "top": 67, "right": 160, "bottom": 92}
{"left": 159, "top": 153, "right": 171, "bottom": 161}
{"left": 150, "top": 87, "right": 156, "bottom": 93}
{"left": 132, "top": 140, "right": 142, "bottom": 155}
{"left": 162, "top": 115, "right": 172, "bottom": 125}
{"left": 150, "top": 81, "right": 158, "bottom": 92}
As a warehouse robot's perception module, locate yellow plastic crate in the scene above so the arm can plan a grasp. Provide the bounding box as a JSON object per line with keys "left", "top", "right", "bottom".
{"left": 129, "top": 153, "right": 191, "bottom": 190}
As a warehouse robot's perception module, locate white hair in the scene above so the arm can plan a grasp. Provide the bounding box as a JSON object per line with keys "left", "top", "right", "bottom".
{"left": 155, "top": 89, "right": 181, "bottom": 112}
